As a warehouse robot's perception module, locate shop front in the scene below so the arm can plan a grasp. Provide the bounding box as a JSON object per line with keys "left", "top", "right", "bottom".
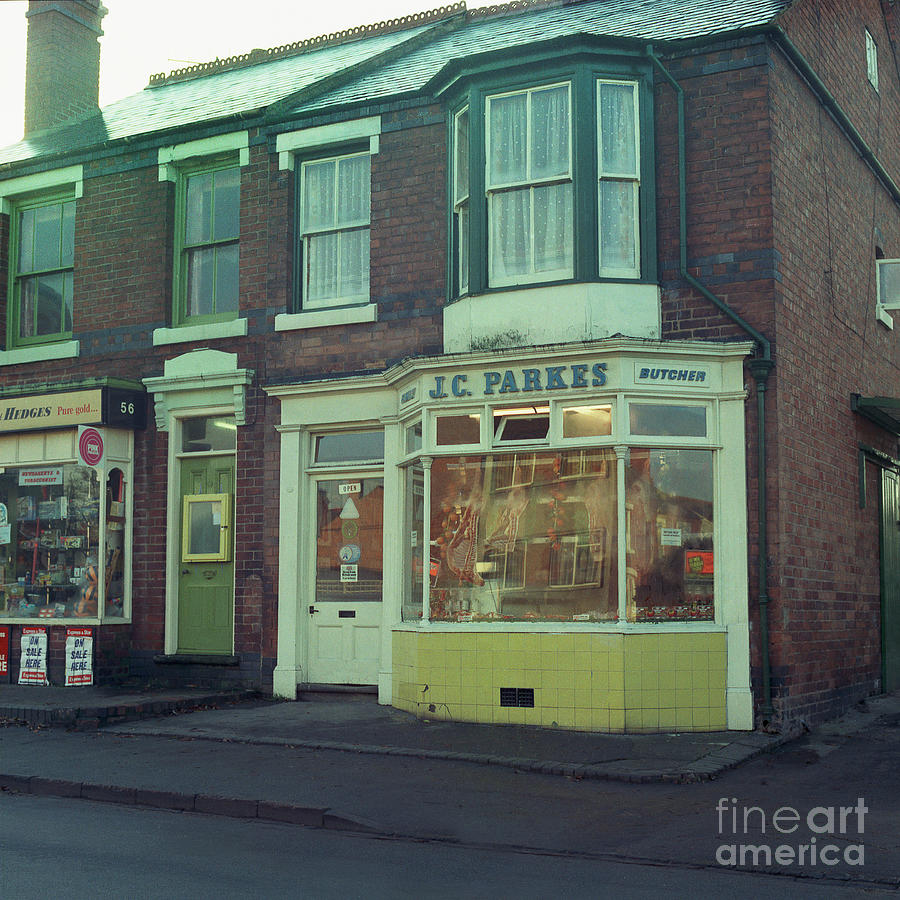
{"left": 268, "top": 339, "right": 754, "bottom": 731}
{"left": 0, "top": 380, "right": 144, "bottom": 685}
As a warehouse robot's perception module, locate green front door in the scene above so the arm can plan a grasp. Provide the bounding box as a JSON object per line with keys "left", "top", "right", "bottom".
{"left": 178, "top": 456, "right": 234, "bottom": 653}
{"left": 882, "top": 468, "right": 900, "bottom": 692}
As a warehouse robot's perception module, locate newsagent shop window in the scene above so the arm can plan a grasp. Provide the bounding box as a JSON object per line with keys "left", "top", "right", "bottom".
{"left": 402, "top": 404, "right": 714, "bottom": 624}
{"left": 0, "top": 464, "right": 129, "bottom": 621}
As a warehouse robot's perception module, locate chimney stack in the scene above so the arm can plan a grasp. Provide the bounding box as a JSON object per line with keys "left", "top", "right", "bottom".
{"left": 24, "top": 0, "right": 107, "bottom": 135}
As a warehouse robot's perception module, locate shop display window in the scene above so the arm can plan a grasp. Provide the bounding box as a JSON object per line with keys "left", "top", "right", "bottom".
{"left": 625, "top": 448, "right": 714, "bottom": 621}
{"left": 0, "top": 464, "right": 128, "bottom": 620}
{"left": 423, "top": 450, "right": 617, "bottom": 622}
{"left": 402, "top": 440, "right": 716, "bottom": 624}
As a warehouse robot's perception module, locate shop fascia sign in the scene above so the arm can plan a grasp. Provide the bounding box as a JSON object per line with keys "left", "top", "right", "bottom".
{"left": 0, "top": 386, "right": 146, "bottom": 434}
{"left": 419, "top": 360, "right": 711, "bottom": 403}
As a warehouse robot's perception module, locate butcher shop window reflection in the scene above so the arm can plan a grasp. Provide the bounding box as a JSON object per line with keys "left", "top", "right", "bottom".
{"left": 428, "top": 451, "right": 617, "bottom": 622}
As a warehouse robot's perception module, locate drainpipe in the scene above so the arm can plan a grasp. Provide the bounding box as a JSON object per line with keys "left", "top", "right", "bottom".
{"left": 646, "top": 46, "right": 775, "bottom": 718}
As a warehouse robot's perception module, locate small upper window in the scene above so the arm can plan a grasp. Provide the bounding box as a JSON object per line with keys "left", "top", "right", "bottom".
{"left": 453, "top": 107, "right": 470, "bottom": 295}
{"left": 866, "top": 30, "right": 879, "bottom": 91}
{"left": 178, "top": 164, "right": 240, "bottom": 323}
{"left": 314, "top": 430, "right": 384, "bottom": 464}
{"left": 493, "top": 407, "right": 550, "bottom": 442}
{"left": 10, "top": 196, "right": 75, "bottom": 347}
{"left": 300, "top": 151, "right": 371, "bottom": 309}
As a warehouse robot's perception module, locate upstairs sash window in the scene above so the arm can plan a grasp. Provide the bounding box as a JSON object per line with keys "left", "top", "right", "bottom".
{"left": 12, "top": 198, "right": 75, "bottom": 343}
{"left": 454, "top": 107, "right": 470, "bottom": 295}
{"left": 598, "top": 80, "right": 640, "bottom": 277}
{"left": 181, "top": 165, "right": 240, "bottom": 321}
{"left": 300, "top": 151, "right": 371, "bottom": 308}
{"left": 486, "top": 83, "right": 573, "bottom": 287}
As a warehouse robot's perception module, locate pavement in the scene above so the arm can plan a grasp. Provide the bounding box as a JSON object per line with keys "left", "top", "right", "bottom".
{"left": 1, "top": 683, "right": 898, "bottom": 844}
{"left": 0, "top": 681, "right": 786, "bottom": 784}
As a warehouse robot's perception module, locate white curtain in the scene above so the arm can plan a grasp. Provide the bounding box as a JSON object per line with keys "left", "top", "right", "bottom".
{"left": 303, "top": 154, "right": 369, "bottom": 304}
{"left": 599, "top": 83, "right": 638, "bottom": 272}
{"left": 489, "top": 85, "right": 572, "bottom": 282}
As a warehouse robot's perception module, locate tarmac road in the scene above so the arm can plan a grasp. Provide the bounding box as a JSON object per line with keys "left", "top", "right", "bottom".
{"left": 0, "top": 794, "right": 886, "bottom": 899}
{"left": 1, "top": 691, "right": 898, "bottom": 892}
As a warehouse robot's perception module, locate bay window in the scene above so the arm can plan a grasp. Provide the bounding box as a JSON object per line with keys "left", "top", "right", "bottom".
{"left": 450, "top": 62, "right": 652, "bottom": 297}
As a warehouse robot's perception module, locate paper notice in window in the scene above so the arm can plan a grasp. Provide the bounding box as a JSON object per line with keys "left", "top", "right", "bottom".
{"left": 340, "top": 565, "right": 358, "bottom": 583}
{"left": 660, "top": 528, "right": 682, "bottom": 547}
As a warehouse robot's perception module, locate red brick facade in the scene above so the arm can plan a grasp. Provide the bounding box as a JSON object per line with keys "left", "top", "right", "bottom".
{"left": 1, "top": 0, "right": 898, "bottom": 729}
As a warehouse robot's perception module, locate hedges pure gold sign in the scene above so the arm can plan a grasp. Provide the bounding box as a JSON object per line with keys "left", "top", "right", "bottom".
{"left": 0, "top": 387, "right": 146, "bottom": 433}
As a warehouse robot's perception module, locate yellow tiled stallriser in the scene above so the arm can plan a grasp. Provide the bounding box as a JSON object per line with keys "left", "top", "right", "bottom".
{"left": 392, "top": 630, "right": 727, "bottom": 733}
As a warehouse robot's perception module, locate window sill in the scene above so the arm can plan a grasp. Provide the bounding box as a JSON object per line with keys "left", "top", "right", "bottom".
{"left": 0, "top": 340, "right": 79, "bottom": 367}
{"left": 153, "top": 318, "right": 248, "bottom": 346}
{"left": 444, "top": 282, "right": 660, "bottom": 353}
{"left": 275, "top": 304, "right": 377, "bottom": 332}
{"left": 877, "top": 305, "right": 895, "bottom": 329}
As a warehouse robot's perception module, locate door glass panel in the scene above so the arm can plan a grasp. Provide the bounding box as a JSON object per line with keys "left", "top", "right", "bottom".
{"left": 315, "top": 478, "right": 383, "bottom": 603}
{"left": 182, "top": 494, "right": 230, "bottom": 562}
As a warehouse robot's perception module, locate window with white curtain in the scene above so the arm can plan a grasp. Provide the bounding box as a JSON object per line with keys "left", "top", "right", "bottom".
{"left": 300, "top": 151, "right": 371, "bottom": 308}
{"left": 454, "top": 69, "right": 647, "bottom": 297}
{"left": 486, "top": 83, "right": 573, "bottom": 287}
{"left": 454, "top": 107, "right": 470, "bottom": 295}
{"left": 598, "top": 79, "right": 641, "bottom": 278}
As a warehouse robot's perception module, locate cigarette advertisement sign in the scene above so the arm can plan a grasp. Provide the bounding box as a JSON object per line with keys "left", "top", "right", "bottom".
{"left": 0, "top": 386, "right": 147, "bottom": 434}
{"left": 0, "top": 625, "right": 8, "bottom": 679}
{"left": 19, "top": 627, "right": 48, "bottom": 685}
{"left": 65, "top": 627, "right": 94, "bottom": 685}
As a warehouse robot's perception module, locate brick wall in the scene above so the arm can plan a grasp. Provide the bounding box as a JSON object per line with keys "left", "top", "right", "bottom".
{"left": 24, "top": 0, "right": 104, "bottom": 135}
{"left": 763, "top": 0, "right": 900, "bottom": 727}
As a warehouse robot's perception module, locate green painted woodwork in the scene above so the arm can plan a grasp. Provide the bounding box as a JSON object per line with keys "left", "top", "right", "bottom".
{"left": 881, "top": 469, "right": 900, "bottom": 692}
{"left": 177, "top": 455, "right": 235, "bottom": 654}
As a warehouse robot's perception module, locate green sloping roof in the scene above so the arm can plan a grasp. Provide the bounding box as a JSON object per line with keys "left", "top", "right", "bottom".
{"left": 0, "top": 0, "right": 791, "bottom": 171}
{"left": 0, "top": 22, "right": 436, "bottom": 168}
{"left": 293, "top": 0, "right": 791, "bottom": 114}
